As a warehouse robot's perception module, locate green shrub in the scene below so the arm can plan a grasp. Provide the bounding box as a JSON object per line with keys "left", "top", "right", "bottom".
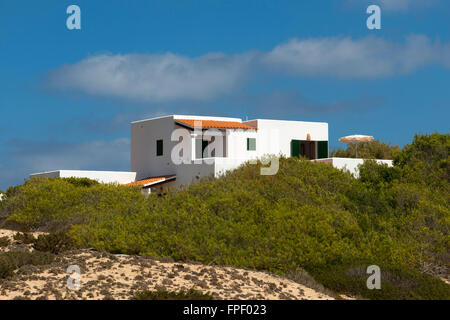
{"left": 394, "top": 132, "right": 449, "bottom": 187}
{"left": 0, "top": 251, "right": 55, "bottom": 279}
{"left": 5, "top": 250, "right": 55, "bottom": 267}
{"left": 133, "top": 289, "right": 214, "bottom": 300}
{"left": 62, "top": 177, "right": 99, "bottom": 188}
{"left": 32, "top": 232, "right": 74, "bottom": 254}
{"left": 2, "top": 177, "right": 144, "bottom": 229}
{"left": 0, "top": 236, "right": 10, "bottom": 247}
{"left": 312, "top": 262, "right": 450, "bottom": 300}
{"left": 13, "top": 232, "right": 36, "bottom": 244}
{"left": 331, "top": 140, "right": 400, "bottom": 159}
{"left": 285, "top": 268, "right": 337, "bottom": 298}
{"left": 1, "top": 133, "right": 449, "bottom": 300}
{"left": 0, "top": 254, "right": 16, "bottom": 278}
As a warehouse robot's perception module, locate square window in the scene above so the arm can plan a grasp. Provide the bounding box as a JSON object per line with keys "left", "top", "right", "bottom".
{"left": 156, "top": 139, "right": 163, "bottom": 156}
{"left": 247, "top": 138, "right": 256, "bottom": 151}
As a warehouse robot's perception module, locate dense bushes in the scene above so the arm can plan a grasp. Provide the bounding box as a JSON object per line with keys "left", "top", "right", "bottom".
{"left": 394, "top": 132, "right": 449, "bottom": 187}
{"left": 0, "top": 251, "right": 55, "bottom": 279}
{"left": 32, "top": 232, "right": 74, "bottom": 254}
{"left": 314, "top": 262, "right": 450, "bottom": 300}
{"left": 331, "top": 140, "right": 400, "bottom": 159}
{"left": 2, "top": 178, "right": 143, "bottom": 229}
{"left": 13, "top": 232, "right": 36, "bottom": 244}
{"left": 133, "top": 289, "right": 214, "bottom": 300}
{"left": 1, "top": 133, "right": 449, "bottom": 299}
{"left": 0, "top": 236, "right": 11, "bottom": 247}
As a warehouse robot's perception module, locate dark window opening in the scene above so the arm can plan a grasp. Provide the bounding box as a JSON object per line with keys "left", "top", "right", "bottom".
{"left": 156, "top": 139, "right": 163, "bottom": 156}
{"left": 291, "top": 140, "right": 318, "bottom": 160}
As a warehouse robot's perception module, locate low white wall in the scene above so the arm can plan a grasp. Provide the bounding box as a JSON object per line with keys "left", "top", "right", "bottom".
{"left": 166, "top": 156, "right": 394, "bottom": 191}
{"left": 213, "top": 157, "right": 250, "bottom": 177}
{"left": 29, "top": 170, "right": 137, "bottom": 185}
{"left": 175, "top": 161, "right": 215, "bottom": 188}
{"left": 29, "top": 171, "right": 60, "bottom": 179}
{"left": 314, "top": 158, "right": 393, "bottom": 177}
{"left": 174, "top": 157, "right": 251, "bottom": 188}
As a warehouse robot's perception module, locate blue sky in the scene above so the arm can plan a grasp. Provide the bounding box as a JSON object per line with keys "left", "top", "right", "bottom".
{"left": 0, "top": 0, "right": 449, "bottom": 189}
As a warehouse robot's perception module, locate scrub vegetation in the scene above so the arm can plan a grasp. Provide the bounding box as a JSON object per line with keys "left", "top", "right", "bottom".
{"left": 0, "top": 251, "right": 55, "bottom": 279}
{"left": 330, "top": 140, "right": 400, "bottom": 159}
{"left": 1, "top": 133, "right": 449, "bottom": 299}
{"left": 133, "top": 289, "right": 214, "bottom": 300}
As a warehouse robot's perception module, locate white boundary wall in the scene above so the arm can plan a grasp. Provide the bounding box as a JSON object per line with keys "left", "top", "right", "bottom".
{"left": 29, "top": 170, "right": 137, "bottom": 185}
{"left": 174, "top": 157, "right": 250, "bottom": 188}
{"left": 314, "top": 158, "right": 393, "bottom": 177}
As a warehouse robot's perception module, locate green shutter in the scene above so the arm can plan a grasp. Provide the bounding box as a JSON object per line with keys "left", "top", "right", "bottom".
{"left": 156, "top": 139, "right": 163, "bottom": 156}
{"left": 247, "top": 138, "right": 256, "bottom": 151}
{"left": 318, "top": 141, "right": 328, "bottom": 159}
{"left": 291, "top": 140, "right": 300, "bottom": 157}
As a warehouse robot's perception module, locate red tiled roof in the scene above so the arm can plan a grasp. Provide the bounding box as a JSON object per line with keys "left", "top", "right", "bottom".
{"left": 126, "top": 175, "right": 176, "bottom": 187}
{"left": 175, "top": 119, "right": 256, "bottom": 130}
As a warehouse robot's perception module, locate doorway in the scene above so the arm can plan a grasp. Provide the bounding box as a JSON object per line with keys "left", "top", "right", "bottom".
{"left": 291, "top": 140, "right": 316, "bottom": 160}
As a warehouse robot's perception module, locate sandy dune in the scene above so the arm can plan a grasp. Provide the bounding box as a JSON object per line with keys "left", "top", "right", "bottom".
{"left": 0, "top": 229, "right": 335, "bottom": 300}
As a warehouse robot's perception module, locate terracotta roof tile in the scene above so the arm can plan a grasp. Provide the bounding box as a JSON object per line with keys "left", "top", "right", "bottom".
{"left": 126, "top": 175, "right": 176, "bottom": 187}
{"left": 175, "top": 119, "right": 256, "bottom": 130}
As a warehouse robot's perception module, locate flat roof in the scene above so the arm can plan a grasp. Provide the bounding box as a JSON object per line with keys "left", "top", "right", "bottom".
{"left": 175, "top": 118, "right": 256, "bottom": 130}
{"left": 131, "top": 114, "right": 242, "bottom": 124}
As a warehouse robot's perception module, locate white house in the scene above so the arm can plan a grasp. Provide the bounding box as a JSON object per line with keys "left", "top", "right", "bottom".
{"left": 29, "top": 114, "right": 392, "bottom": 193}
{"left": 129, "top": 115, "right": 329, "bottom": 193}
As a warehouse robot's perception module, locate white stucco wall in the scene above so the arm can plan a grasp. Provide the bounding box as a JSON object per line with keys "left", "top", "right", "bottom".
{"left": 131, "top": 115, "right": 179, "bottom": 180}
{"left": 131, "top": 115, "right": 259, "bottom": 180}
{"left": 314, "top": 157, "right": 393, "bottom": 177}
{"left": 174, "top": 161, "right": 215, "bottom": 188}
{"left": 174, "top": 157, "right": 250, "bottom": 189}
{"left": 224, "top": 129, "right": 258, "bottom": 160}
{"left": 29, "top": 170, "right": 137, "bottom": 184}
{"left": 131, "top": 115, "right": 330, "bottom": 187}
{"left": 244, "top": 119, "right": 329, "bottom": 158}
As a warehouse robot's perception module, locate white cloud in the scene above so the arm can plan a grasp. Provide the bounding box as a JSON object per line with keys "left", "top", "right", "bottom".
{"left": 261, "top": 35, "right": 448, "bottom": 78}
{"left": 46, "top": 35, "right": 450, "bottom": 101}
{"left": 48, "top": 52, "right": 253, "bottom": 102}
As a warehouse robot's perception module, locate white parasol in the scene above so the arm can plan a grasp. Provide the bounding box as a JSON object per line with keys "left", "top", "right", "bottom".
{"left": 338, "top": 135, "right": 374, "bottom": 157}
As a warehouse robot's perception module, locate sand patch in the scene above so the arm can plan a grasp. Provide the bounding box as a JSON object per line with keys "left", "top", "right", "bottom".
{"left": 0, "top": 229, "right": 337, "bottom": 300}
